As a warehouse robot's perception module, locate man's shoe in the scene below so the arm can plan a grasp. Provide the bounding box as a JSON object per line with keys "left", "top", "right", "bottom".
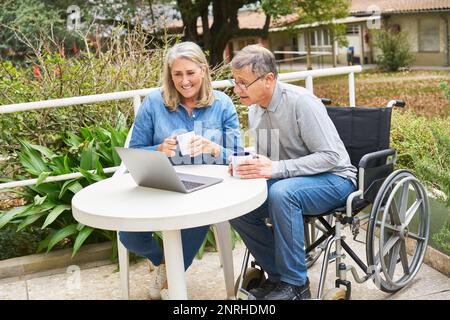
{"left": 149, "top": 263, "right": 167, "bottom": 300}
{"left": 263, "top": 278, "right": 311, "bottom": 300}
{"left": 247, "top": 279, "right": 278, "bottom": 300}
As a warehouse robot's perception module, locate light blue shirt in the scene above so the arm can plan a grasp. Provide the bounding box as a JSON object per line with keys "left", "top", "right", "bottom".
{"left": 130, "top": 88, "right": 243, "bottom": 165}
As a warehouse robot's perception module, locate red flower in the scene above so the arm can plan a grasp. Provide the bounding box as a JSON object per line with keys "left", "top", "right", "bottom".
{"left": 33, "top": 64, "right": 41, "bottom": 81}
{"left": 72, "top": 42, "right": 78, "bottom": 55}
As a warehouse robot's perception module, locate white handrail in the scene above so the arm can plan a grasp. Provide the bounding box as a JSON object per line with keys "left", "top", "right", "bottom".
{"left": 0, "top": 66, "right": 362, "bottom": 190}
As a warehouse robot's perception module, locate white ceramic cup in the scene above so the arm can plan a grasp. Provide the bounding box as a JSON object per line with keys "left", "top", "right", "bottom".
{"left": 176, "top": 131, "right": 196, "bottom": 155}
{"left": 231, "top": 151, "right": 254, "bottom": 178}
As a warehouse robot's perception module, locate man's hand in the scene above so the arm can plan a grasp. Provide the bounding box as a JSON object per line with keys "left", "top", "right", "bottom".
{"left": 157, "top": 137, "right": 177, "bottom": 157}
{"left": 233, "top": 154, "right": 272, "bottom": 179}
{"left": 189, "top": 136, "right": 220, "bottom": 157}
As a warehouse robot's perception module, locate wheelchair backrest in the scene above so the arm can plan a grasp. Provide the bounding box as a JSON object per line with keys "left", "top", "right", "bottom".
{"left": 325, "top": 106, "right": 392, "bottom": 167}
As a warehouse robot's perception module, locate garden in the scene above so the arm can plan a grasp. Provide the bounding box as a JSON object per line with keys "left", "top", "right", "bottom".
{"left": 0, "top": 27, "right": 448, "bottom": 266}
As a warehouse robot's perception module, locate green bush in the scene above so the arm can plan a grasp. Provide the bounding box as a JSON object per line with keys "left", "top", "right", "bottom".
{"left": 0, "top": 224, "right": 51, "bottom": 260}
{"left": 432, "top": 221, "right": 450, "bottom": 255}
{"left": 373, "top": 29, "right": 414, "bottom": 72}
{"left": 440, "top": 81, "right": 450, "bottom": 101}
{"left": 0, "top": 28, "right": 167, "bottom": 178}
{"left": 0, "top": 122, "right": 128, "bottom": 258}
{"left": 391, "top": 110, "right": 449, "bottom": 206}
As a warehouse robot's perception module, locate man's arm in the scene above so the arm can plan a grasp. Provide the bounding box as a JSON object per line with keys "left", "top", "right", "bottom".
{"left": 271, "top": 95, "right": 341, "bottom": 179}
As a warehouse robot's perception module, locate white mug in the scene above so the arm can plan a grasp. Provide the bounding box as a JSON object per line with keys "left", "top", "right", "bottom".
{"left": 231, "top": 151, "right": 254, "bottom": 178}
{"left": 176, "top": 131, "right": 196, "bottom": 155}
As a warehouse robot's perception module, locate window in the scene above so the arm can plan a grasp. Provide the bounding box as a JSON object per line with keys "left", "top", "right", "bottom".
{"left": 419, "top": 19, "right": 440, "bottom": 52}
{"left": 309, "top": 30, "right": 331, "bottom": 48}
{"left": 323, "top": 30, "right": 330, "bottom": 45}
{"left": 310, "top": 32, "right": 316, "bottom": 46}
{"left": 346, "top": 25, "right": 359, "bottom": 35}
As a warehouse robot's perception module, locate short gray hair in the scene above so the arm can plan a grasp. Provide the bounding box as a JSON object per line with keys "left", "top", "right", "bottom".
{"left": 231, "top": 44, "right": 278, "bottom": 79}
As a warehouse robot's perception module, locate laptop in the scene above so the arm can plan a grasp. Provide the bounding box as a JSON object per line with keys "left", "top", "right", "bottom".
{"left": 115, "top": 147, "right": 223, "bottom": 193}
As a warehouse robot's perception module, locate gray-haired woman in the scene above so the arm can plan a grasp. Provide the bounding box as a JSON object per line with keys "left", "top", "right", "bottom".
{"left": 119, "top": 42, "right": 242, "bottom": 300}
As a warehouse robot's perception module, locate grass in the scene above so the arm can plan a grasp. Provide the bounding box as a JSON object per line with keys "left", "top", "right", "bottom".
{"left": 303, "top": 70, "right": 449, "bottom": 117}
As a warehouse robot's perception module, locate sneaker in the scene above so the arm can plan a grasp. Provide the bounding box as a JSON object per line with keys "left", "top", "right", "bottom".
{"left": 247, "top": 279, "right": 278, "bottom": 300}
{"left": 149, "top": 264, "right": 167, "bottom": 300}
{"left": 263, "top": 278, "right": 311, "bottom": 300}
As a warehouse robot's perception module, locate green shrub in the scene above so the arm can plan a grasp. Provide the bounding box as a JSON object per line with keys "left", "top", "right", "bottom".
{"left": 440, "top": 81, "right": 450, "bottom": 101}
{"left": 432, "top": 221, "right": 450, "bottom": 255}
{"left": 0, "top": 122, "right": 128, "bottom": 258}
{"left": 0, "top": 28, "right": 167, "bottom": 178}
{"left": 391, "top": 110, "right": 449, "bottom": 206}
{"left": 0, "top": 224, "right": 51, "bottom": 260}
{"left": 373, "top": 29, "right": 414, "bottom": 72}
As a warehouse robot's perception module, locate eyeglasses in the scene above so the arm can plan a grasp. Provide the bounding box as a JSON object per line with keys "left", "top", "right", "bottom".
{"left": 230, "top": 75, "right": 265, "bottom": 91}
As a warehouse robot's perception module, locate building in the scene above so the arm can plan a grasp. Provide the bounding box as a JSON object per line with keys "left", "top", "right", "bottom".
{"left": 226, "top": 0, "right": 450, "bottom": 67}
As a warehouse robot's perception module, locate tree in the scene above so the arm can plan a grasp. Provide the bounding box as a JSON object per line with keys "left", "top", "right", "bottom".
{"left": 0, "top": 0, "right": 65, "bottom": 57}
{"left": 175, "top": 0, "right": 350, "bottom": 66}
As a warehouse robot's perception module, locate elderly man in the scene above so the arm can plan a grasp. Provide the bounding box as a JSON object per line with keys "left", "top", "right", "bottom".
{"left": 229, "top": 45, "right": 357, "bottom": 300}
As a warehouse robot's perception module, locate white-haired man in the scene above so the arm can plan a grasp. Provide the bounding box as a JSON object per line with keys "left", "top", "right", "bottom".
{"left": 229, "top": 45, "right": 357, "bottom": 300}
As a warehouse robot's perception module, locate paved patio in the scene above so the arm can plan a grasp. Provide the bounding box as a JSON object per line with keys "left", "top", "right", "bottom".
{"left": 1, "top": 228, "right": 449, "bottom": 300}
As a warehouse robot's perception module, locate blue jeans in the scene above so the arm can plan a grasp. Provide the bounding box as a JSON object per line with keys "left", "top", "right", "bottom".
{"left": 119, "top": 226, "right": 209, "bottom": 270}
{"left": 230, "top": 173, "right": 356, "bottom": 286}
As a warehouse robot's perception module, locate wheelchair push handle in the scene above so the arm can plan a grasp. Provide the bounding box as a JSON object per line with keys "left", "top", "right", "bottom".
{"left": 321, "top": 98, "right": 332, "bottom": 105}
{"left": 387, "top": 99, "right": 405, "bottom": 108}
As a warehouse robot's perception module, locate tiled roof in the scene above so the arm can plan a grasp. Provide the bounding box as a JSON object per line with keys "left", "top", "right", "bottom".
{"left": 166, "top": 1, "right": 450, "bottom": 32}
{"left": 166, "top": 9, "right": 299, "bottom": 31}
{"left": 351, "top": 0, "right": 450, "bottom": 14}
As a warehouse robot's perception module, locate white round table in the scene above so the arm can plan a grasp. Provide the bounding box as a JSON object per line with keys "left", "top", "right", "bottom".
{"left": 72, "top": 165, "right": 267, "bottom": 299}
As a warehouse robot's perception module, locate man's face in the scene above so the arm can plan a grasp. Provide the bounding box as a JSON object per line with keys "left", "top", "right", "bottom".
{"left": 231, "top": 66, "right": 266, "bottom": 106}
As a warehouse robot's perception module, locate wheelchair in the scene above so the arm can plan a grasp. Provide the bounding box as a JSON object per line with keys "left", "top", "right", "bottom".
{"left": 235, "top": 99, "right": 430, "bottom": 300}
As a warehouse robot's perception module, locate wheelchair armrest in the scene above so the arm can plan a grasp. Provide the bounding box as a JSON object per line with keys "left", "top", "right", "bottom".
{"left": 358, "top": 148, "right": 396, "bottom": 169}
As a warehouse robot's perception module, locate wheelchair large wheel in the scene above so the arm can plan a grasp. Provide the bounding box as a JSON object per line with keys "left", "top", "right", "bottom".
{"left": 234, "top": 267, "right": 266, "bottom": 295}
{"left": 304, "top": 216, "right": 332, "bottom": 268}
{"left": 366, "top": 170, "right": 430, "bottom": 293}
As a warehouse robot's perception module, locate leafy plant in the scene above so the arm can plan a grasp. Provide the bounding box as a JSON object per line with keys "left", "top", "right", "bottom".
{"left": 391, "top": 110, "right": 450, "bottom": 206}
{"left": 373, "top": 28, "right": 414, "bottom": 72}
{"left": 432, "top": 221, "right": 450, "bottom": 255}
{"left": 0, "top": 122, "right": 128, "bottom": 258}
{"left": 440, "top": 81, "right": 450, "bottom": 101}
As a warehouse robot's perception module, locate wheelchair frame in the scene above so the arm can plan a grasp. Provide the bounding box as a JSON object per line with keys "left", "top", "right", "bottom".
{"left": 236, "top": 100, "right": 430, "bottom": 300}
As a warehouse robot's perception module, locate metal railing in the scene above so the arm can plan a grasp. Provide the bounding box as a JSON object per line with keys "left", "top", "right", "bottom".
{"left": 0, "top": 65, "right": 362, "bottom": 190}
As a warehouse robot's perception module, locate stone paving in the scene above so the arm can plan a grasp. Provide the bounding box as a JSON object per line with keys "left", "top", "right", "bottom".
{"left": 1, "top": 228, "right": 449, "bottom": 300}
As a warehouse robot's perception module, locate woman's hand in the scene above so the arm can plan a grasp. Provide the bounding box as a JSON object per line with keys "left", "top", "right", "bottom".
{"left": 157, "top": 137, "right": 177, "bottom": 157}
{"left": 189, "top": 136, "right": 221, "bottom": 157}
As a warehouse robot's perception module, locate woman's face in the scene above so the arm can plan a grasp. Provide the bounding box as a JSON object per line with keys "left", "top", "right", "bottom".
{"left": 171, "top": 58, "right": 205, "bottom": 102}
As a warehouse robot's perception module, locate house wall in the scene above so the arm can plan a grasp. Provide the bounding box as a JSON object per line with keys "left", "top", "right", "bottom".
{"left": 268, "top": 31, "right": 300, "bottom": 62}
{"left": 385, "top": 12, "right": 450, "bottom": 66}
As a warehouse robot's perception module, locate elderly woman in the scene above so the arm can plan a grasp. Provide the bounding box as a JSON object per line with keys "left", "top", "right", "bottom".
{"left": 119, "top": 42, "right": 242, "bottom": 300}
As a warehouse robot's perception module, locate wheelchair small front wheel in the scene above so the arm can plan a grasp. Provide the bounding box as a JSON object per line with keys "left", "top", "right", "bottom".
{"left": 322, "top": 288, "right": 348, "bottom": 300}
{"left": 366, "top": 170, "right": 430, "bottom": 293}
{"left": 234, "top": 267, "right": 266, "bottom": 295}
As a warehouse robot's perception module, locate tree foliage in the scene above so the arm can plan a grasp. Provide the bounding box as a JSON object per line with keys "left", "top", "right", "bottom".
{"left": 176, "top": 0, "right": 350, "bottom": 66}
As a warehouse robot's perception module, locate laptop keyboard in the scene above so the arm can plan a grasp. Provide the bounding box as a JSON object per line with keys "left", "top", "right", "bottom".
{"left": 181, "top": 180, "right": 205, "bottom": 190}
